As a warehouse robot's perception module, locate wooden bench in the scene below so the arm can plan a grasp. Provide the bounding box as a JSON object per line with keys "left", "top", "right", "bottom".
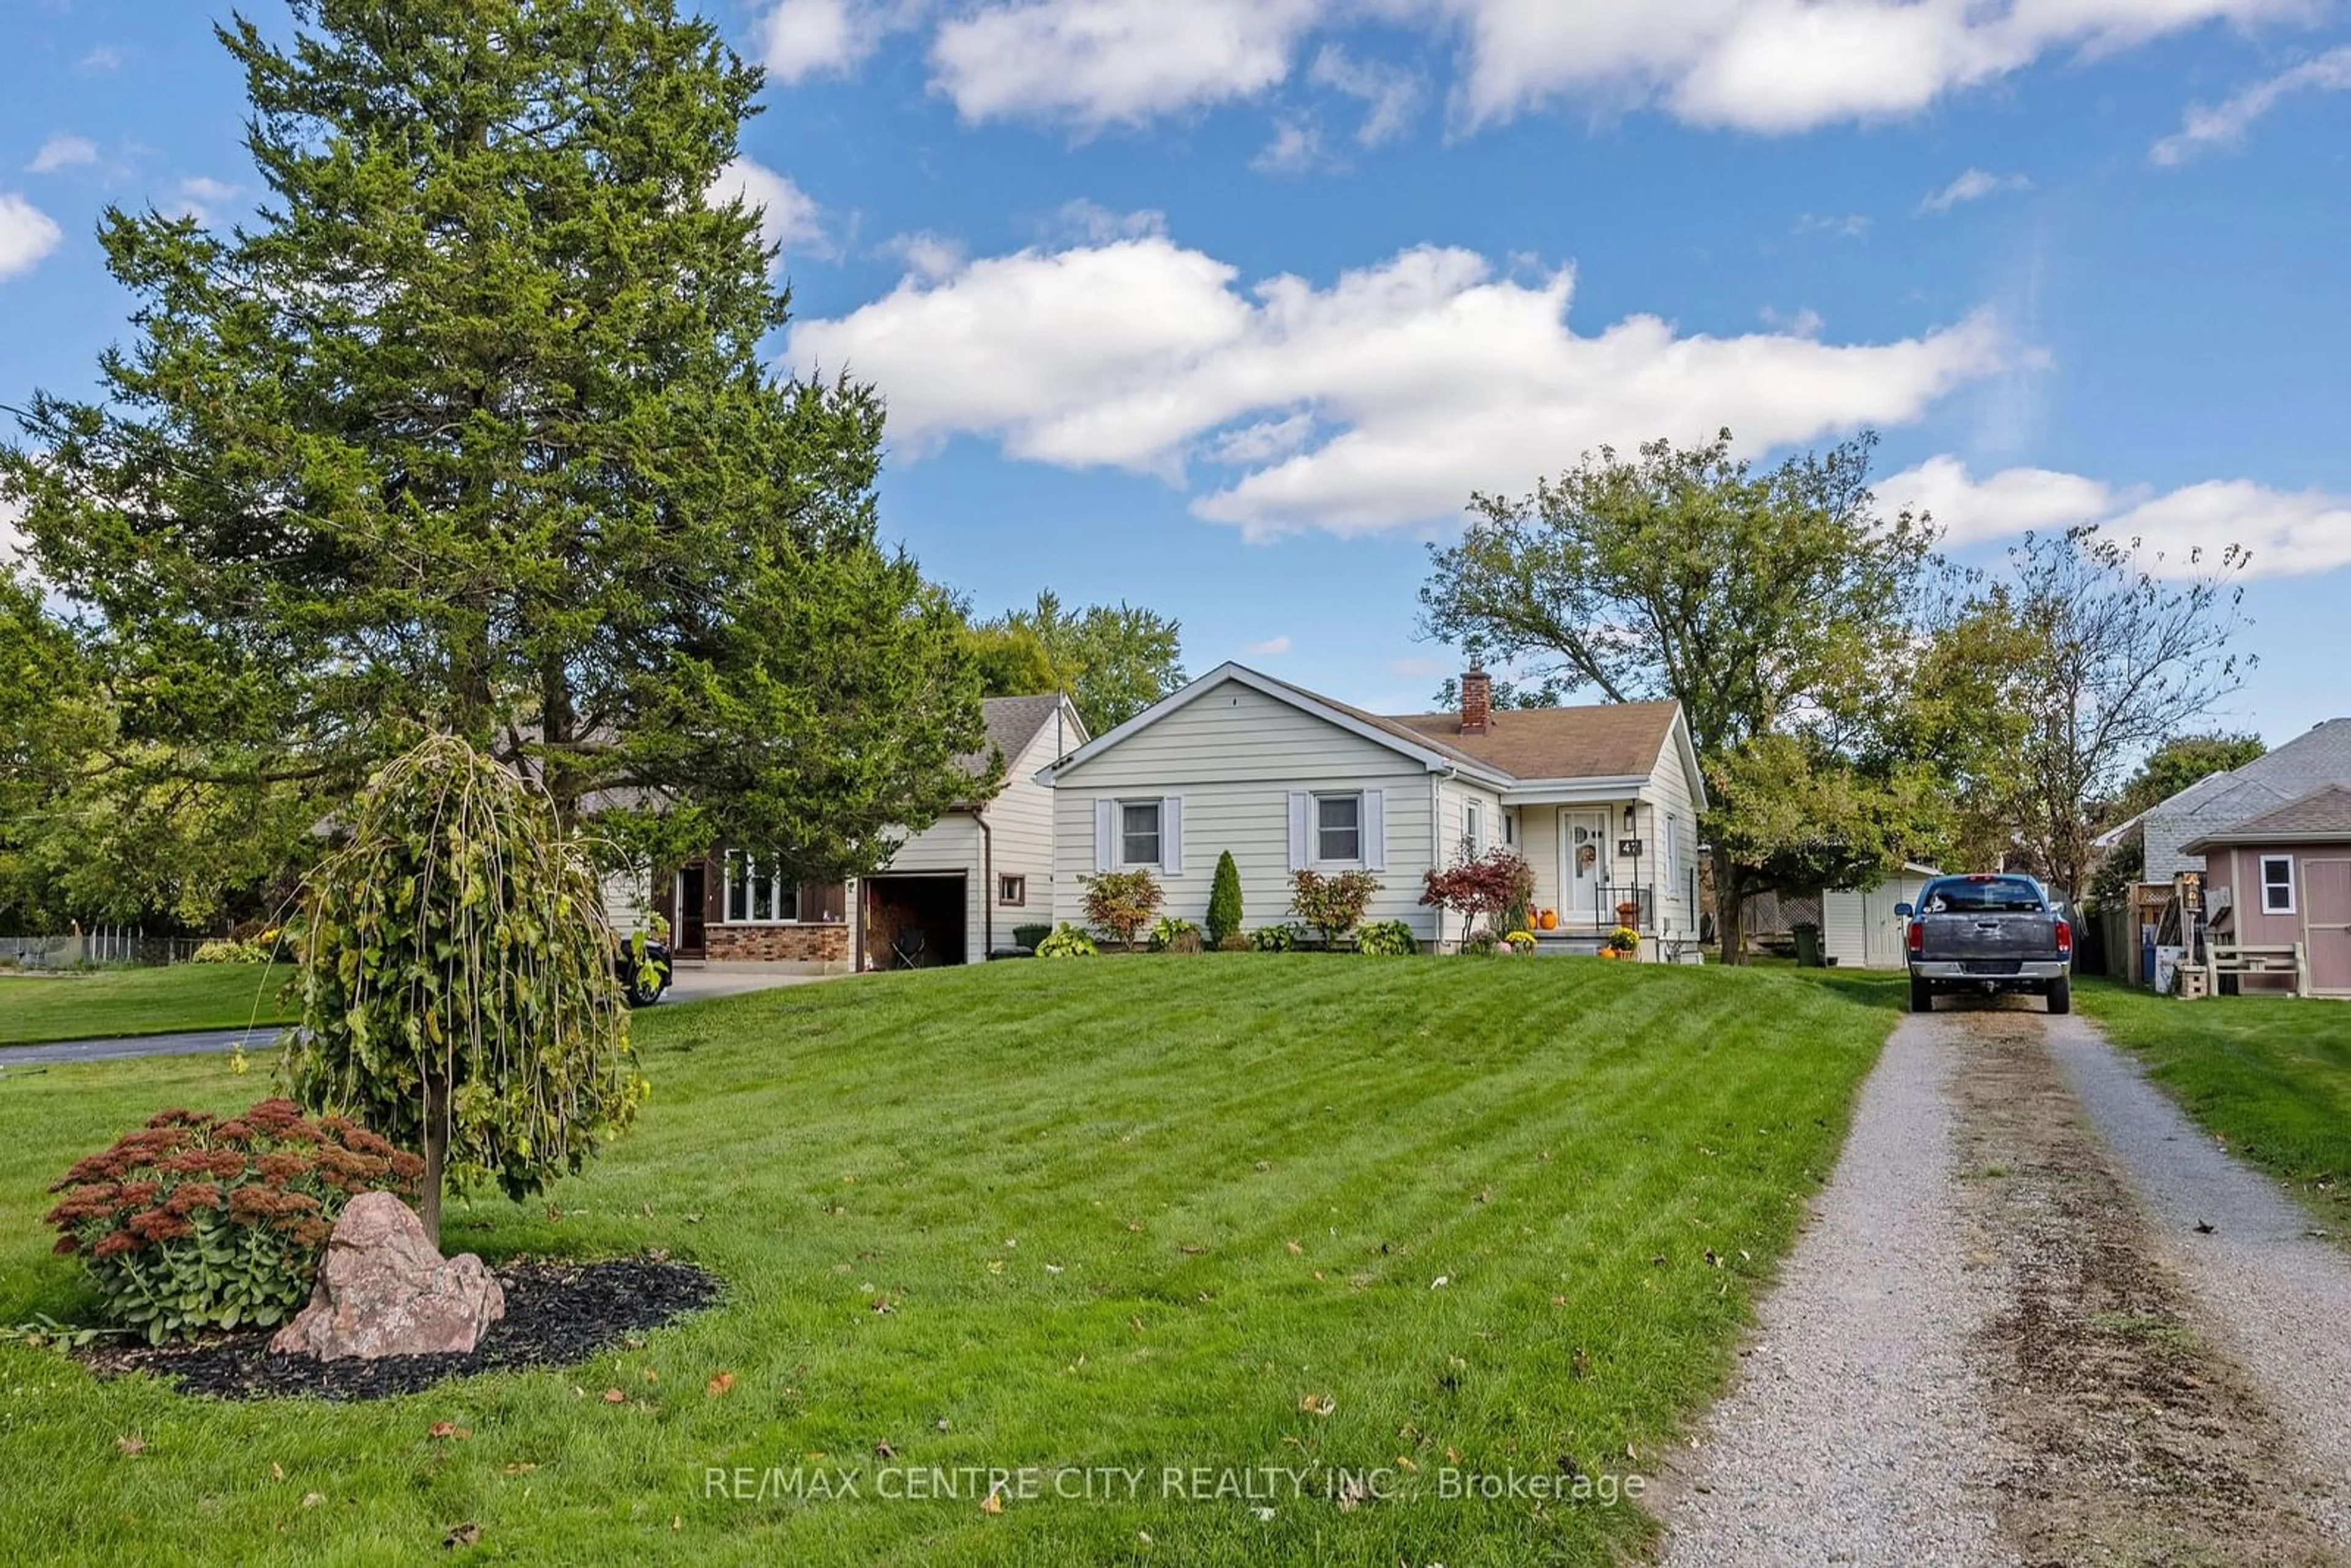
{"left": 2205, "top": 942, "right": 2310, "bottom": 998}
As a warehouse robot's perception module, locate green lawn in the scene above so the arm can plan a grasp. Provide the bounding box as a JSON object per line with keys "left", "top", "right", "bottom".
{"left": 0, "top": 956, "right": 1895, "bottom": 1566}
{"left": 0, "top": 964, "right": 296, "bottom": 1046}
{"left": 2079, "top": 980, "right": 2351, "bottom": 1236}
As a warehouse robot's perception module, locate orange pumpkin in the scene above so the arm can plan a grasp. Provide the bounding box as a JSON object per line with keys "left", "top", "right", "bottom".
{"left": 1538, "top": 909, "right": 1559, "bottom": 931}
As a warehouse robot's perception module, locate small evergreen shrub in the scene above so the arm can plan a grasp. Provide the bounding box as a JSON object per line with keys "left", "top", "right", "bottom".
{"left": 1010, "top": 923, "right": 1054, "bottom": 952}
{"left": 1355, "top": 920, "right": 1419, "bottom": 956}
{"left": 1248, "top": 923, "right": 1301, "bottom": 951}
{"left": 1206, "top": 852, "right": 1244, "bottom": 945}
{"left": 1035, "top": 924, "right": 1100, "bottom": 958}
{"left": 44, "top": 1098, "right": 424, "bottom": 1344}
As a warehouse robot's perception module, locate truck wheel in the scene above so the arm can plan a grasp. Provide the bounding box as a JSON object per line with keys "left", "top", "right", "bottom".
{"left": 1909, "top": 978, "right": 1935, "bottom": 1015}
{"left": 2046, "top": 977, "right": 2071, "bottom": 1016}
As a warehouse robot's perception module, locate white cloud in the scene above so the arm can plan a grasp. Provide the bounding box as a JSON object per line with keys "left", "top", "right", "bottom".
{"left": 929, "top": 0, "right": 1321, "bottom": 127}
{"left": 1759, "top": 304, "right": 1824, "bottom": 337}
{"left": 170, "top": 175, "right": 243, "bottom": 225}
{"left": 2151, "top": 45, "right": 2351, "bottom": 164}
{"left": 1244, "top": 634, "right": 1294, "bottom": 656}
{"left": 1796, "top": 212, "right": 1871, "bottom": 238}
{"left": 882, "top": 231, "right": 966, "bottom": 280}
{"left": 1876, "top": 456, "right": 2351, "bottom": 578}
{"left": 1413, "top": 0, "right": 2312, "bottom": 134}
{"left": 1308, "top": 44, "right": 1423, "bottom": 145}
{"left": 1875, "top": 454, "right": 2112, "bottom": 544}
{"left": 1918, "top": 167, "right": 2032, "bottom": 214}
{"left": 757, "top": 0, "right": 924, "bottom": 82}
{"left": 742, "top": 0, "right": 2324, "bottom": 138}
{"left": 1252, "top": 118, "right": 1322, "bottom": 174}
{"left": 0, "top": 193, "right": 64, "bottom": 279}
{"left": 28, "top": 134, "right": 100, "bottom": 174}
{"left": 78, "top": 45, "right": 122, "bottom": 74}
{"left": 789, "top": 230, "right": 2014, "bottom": 539}
{"left": 710, "top": 157, "right": 827, "bottom": 262}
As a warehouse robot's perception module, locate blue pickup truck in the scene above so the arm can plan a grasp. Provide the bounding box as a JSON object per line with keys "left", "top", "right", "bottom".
{"left": 1899, "top": 874, "right": 2074, "bottom": 1015}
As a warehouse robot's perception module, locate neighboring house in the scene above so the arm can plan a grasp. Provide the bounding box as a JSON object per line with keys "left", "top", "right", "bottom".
{"left": 612, "top": 693, "right": 1086, "bottom": 972}
{"left": 2183, "top": 784, "right": 2351, "bottom": 997}
{"left": 1038, "top": 664, "right": 1709, "bottom": 958}
{"left": 2100, "top": 718, "right": 2351, "bottom": 884}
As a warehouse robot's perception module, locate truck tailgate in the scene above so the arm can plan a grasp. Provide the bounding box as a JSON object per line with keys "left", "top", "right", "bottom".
{"left": 1916, "top": 912, "right": 2059, "bottom": 965}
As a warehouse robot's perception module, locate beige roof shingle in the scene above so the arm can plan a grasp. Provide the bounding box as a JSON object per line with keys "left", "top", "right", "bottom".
{"left": 1382, "top": 700, "right": 1683, "bottom": 782}
{"left": 2185, "top": 784, "right": 2351, "bottom": 850}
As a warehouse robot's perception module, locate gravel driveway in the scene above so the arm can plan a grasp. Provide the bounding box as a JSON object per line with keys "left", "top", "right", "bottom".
{"left": 1660, "top": 1010, "right": 2017, "bottom": 1567}
{"left": 1662, "top": 1002, "right": 2351, "bottom": 1565}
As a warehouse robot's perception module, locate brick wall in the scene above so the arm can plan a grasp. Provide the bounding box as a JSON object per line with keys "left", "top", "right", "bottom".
{"left": 703, "top": 923, "right": 850, "bottom": 965}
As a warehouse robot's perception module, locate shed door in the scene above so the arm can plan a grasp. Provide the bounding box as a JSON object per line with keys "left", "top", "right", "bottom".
{"left": 2305, "top": 859, "right": 2351, "bottom": 995}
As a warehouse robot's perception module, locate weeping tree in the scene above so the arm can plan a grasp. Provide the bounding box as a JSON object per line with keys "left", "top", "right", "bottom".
{"left": 284, "top": 736, "right": 647, "bottom": 1245}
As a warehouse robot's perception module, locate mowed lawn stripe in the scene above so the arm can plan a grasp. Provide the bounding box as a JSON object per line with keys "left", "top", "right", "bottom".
{"left": 0, "top": 956, "right": 1888, "bottom": 1567}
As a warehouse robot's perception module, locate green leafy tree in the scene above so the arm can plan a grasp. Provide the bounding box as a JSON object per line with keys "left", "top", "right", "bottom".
{"left": 978, "top": 591, "right": 1185, "bottom": 733}
{"left": 1420, "top": 430, "right": 1949, "bottom": 962}
{"left": 2112, "top": 732, "right": 2267, "bottom": 822}
{"left": 1206, "top": 850, "right": 1244, "bottom": 945}
{"left": 0, "top": 0, "right": 984, "bottom": 902}
{"left": 284, "top": 735, "right": 646, "bottom": 1245}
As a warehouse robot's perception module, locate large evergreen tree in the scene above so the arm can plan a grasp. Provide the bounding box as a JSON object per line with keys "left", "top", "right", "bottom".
{"left": 1, "top": 0, "right": 982, "bottom": 896}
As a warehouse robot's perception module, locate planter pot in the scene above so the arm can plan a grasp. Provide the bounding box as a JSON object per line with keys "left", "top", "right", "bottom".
{"left": 1614, "top": 902, "right": 1642, "bottom": 926}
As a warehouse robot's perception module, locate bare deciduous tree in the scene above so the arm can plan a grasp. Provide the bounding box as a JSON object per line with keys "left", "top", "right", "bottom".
{"left": 2006, "top": 527, "right": 2252, "bottom": 903}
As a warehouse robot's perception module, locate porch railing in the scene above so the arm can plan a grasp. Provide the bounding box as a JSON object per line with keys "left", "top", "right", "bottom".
{"left": 1550, "top": 885, "right": 1655, "bottom": 932}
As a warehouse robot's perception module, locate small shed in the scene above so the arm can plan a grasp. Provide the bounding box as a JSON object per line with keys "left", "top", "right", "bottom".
{"left": 1821, "top": 863, "right": 1940, "bottom": 969}
{"left": 2183, "top": 785, "right": 2351, "bottom": 998}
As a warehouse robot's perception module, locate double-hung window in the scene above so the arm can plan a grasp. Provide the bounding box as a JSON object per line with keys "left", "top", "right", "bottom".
{"left": 2260, "top": 855, "right": 2296, "bottom": 915}
{"left": 724, "top": 852, "right": 798, "bottom": 923}
{"left": 1120, "top": 801, "right": 1163, "bottom": 869}
{"left": 1316, "top": 793, "right": 1362, "bottom": 864}
{"left": 1464, "top": 803, "right": 1483, "bottom": 856}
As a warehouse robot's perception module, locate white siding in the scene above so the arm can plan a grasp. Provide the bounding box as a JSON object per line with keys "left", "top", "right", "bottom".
{"left": 599, "top": 869, "right": 648, "bottom": 936}
{"left": 1638, "top": 729, "right": 1706, "bottom": 943}
{"left": 874, "top": 700, "right": 1078, "bottom": 962}
{"left": 1051, "top": 680, "right": 1441, "bottom": 939}
{"left": 1823, "top": 869, "right": 1935, "bottom": 969}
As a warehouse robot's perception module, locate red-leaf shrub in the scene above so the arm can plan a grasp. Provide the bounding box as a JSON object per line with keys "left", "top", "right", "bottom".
{"left": 45, "top": 1097, "right": 424, "bottom": 1343}
{"left": 1420, "top": 849, "right": 1535, "bottom": 947}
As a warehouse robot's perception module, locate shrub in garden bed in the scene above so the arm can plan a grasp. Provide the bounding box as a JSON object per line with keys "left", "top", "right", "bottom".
{"left": 44, "top": 1098, "right": 424, "bottom": 1344}
{"left": 1354, "top": 920, "right": 1419, "bottom": 956}
{"left": 1035, "top": 925, "right": 1099, "bottom": 958}
{"left": 1248, "top": 923, "right": 1302, "bottom": 951}
{"left": 1147, "top": 915, "right": 1202, "bottom": 953}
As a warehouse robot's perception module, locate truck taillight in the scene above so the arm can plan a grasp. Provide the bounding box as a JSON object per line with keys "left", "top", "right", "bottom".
{"left": 1907, "top": 920, "right": 1924, "bottom": 955}
{"left": 2055, "top": 920, "right": 2072, "bottom": 957}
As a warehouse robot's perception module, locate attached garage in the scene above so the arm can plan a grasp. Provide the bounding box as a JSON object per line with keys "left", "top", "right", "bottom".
{"left": 858, "top": 873, "right": 969, "bottom": 970}
{"left": 1821, "top": 864, "right": 1940, "bottom": 970}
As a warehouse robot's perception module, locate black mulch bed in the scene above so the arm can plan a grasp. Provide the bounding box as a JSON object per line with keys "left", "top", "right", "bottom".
{"left": 81, "top": 1255, "right": 721, "bottom": 1402}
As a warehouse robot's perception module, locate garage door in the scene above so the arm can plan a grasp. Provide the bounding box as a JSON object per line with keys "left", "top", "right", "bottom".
{"left": 2306, "top": 859, "right": 2351, "bottom": 996}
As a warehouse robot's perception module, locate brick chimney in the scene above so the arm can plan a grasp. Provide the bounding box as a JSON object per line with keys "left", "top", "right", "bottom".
{"left": 1460, "top": 669, "right": 1491, "bottom": 736}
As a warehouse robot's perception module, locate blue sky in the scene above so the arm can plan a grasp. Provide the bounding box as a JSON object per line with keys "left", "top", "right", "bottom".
{"left": 4, "top": 0, "right": 2347, "bottom": 745}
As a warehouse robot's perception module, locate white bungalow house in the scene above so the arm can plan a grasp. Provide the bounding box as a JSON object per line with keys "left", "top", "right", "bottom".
{"left": 1039, "top": 664, "right": 1709, "bottom": 958}
{"left": 604, "top": 692, "right": 1086, "bottom": 971}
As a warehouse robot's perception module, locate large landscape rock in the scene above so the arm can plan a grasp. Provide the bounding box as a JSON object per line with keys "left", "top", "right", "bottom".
{"left": 271, "top": 1192, "right": 505, "bottom": 1360}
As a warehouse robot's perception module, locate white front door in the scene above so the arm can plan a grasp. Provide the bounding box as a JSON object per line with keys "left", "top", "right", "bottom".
{"left": 1561, "top": 810, "right": 1610, "bottom": 926}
